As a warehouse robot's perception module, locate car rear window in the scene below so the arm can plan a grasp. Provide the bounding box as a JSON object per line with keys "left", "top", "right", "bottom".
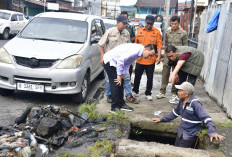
{"left": 0, "top": 11, "right": 11, "bottom": 20}
{"left": 19, "top": 17, "right": 88, "bottom": 43}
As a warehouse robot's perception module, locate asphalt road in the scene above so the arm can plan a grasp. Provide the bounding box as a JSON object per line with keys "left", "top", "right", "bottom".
{"left": 0, "top": 38, "right": 104, "bottom": 126}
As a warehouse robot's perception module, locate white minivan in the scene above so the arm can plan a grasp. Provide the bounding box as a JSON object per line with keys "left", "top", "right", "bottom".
{"left": 0, "top": 12, "right": 105, "bottom": 103}
{"left": 0, "top": 9, "right": 28, "bottom": 39}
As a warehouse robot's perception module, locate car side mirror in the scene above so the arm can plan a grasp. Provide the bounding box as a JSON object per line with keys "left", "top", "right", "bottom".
{"left": 91, "top": 35, "right": 101, "bottom": 44}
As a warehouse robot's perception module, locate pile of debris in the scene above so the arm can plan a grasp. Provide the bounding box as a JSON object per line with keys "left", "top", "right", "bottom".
{"left": 0, "top": 105, "right": 130, "bottom": 156}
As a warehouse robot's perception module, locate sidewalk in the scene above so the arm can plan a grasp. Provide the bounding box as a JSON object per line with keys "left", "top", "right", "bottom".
{"left": 96, "top": 62, "right": 232, "bottom": 157}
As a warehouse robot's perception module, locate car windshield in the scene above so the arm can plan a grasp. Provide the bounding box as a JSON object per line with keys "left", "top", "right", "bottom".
{"left": 0, "top": 11, "right": 11, "bottom": 20}
{"left": 19, "top": 17, "right": 88, "bottom": 43}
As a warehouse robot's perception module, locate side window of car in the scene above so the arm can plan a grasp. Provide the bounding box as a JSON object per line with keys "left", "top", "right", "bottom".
{"left": 18, "top": 14, "right": 24, "bottom": 21}
{"left": 95, "top": 20, "right": 104, "bottom": 37}
{"left": 91, "top": 21, "right": 97, "bottom": 38}
{"left": 11, "top": 14, "right": 18, "bottom": 21}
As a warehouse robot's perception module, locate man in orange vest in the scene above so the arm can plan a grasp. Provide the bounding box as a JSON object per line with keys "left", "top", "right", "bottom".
{"left": 133, "top": 15, "right": 162, "bottom": 101}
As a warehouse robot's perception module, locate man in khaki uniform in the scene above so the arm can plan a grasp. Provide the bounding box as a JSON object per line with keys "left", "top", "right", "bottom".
{"left": 156, "top": 16, "right": 188, "bottom": 104}
{"left": 98, "top": 15, "right": 138, "bottom": 104}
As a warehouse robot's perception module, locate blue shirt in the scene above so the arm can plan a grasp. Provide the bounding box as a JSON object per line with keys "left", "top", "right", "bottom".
{"left": 103, "top": 43, "right": 143, "bottom": 75}
{"left": 161, "top": 96, "right": 217, "bottom": 140}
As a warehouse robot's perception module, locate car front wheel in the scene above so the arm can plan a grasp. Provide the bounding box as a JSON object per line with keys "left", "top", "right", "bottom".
{"left": 0, "top": 88, "right": 14, "bottom": 96}
{"left": 2, "top": 28, "right": 10, "bottom": 40}
{"left": 72, "top": 73, "right": 89, "bottom": 104}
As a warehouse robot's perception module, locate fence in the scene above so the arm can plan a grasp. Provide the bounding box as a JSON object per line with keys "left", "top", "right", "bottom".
{"left": 198, "top": 2, "right": 232, "bottom": 118}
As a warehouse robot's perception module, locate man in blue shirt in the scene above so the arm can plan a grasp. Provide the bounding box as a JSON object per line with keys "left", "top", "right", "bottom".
{"left": 103, "top": 43, "right": 156, "bottom": 113}
{"left": 152, "top": 82, "right": 225, "bottom": 148}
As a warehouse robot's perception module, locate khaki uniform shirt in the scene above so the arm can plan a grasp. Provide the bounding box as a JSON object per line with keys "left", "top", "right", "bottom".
{"left": 165, "top": 28, "right": 188, "bottom": 47}
{"left": 98, "top": 27, "right": 130, "bottom": 53}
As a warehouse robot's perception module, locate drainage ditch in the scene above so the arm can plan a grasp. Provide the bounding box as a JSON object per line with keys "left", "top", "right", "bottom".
{"left": 129, "top": 126, "right": 176, "bottom": 146}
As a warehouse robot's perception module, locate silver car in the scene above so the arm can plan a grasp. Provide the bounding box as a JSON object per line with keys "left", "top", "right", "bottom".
{"left": 0, "top": 12, "right": 105, "bottom": 103}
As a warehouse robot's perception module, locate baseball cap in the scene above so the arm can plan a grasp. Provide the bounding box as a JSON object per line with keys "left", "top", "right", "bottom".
{"left": 175, "top": 82, "right": 194, "bottom": 95}
{"left": 116, "top": 15, "right": 128, "bottom": 23}
{"left": 146, "top": 15, "right": 155, "bottom": 24}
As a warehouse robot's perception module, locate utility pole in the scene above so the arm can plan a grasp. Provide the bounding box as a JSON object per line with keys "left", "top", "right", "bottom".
{"left": 113, "top": 1, "right": 117, "bottom": 20}
{"left": 164, "top": 0, "right": 170, "bottom": 45}
{"left": 189, "top": 0, "right": 194, "bottom": 35}
{"left": 191, "top": 0, "right": 198, "bottom": 37}
{"left": 100, "top": 0, "right": 102, "bottom": 16}
{"left": 44, "top": 0, "right": 46, "bottom": 13}
{"left": 18, "top": 0, "right": 21, "bottom": 12}
{"left": 106, "top": 2, "right": 107, "bottom": 17}
{"left": 88, "top": 1, "right": 92, "bottom": 15}
{"left": 164, "top": 0, "right": 170, "bottom": 31}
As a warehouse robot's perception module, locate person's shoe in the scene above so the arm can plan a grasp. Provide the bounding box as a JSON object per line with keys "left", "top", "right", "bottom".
{"left": 146, "top": 95, "right": 153, "bottom": 101}
{"left": 110, "top": 107, "right": 120, "bottom": 113}
{"left": 132, "top": 91, "right": 139, "bottom": 97}
{"left": 126, "top": 95, "right": 139, "bottom": 104}
{"left": 107, "top": 95, "right": 112, "bottom": 103}
{"left": 120, "top": 104, "right": 133, "bottom": 111}
{"left": 169, "top": 95, "right": 179, "bottom": 104}
{"left": 156, "top": 93, "right": 166, "bottom": 99}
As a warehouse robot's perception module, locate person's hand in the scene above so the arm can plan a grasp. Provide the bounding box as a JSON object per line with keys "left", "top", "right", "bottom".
{"left": 152, "top": 118, "right": 161, "bottom": 123}
{"left": 101, "top": 57, "right": 104, "bottom": 67}
{"left": 175, "top": 74, "right": 179, "bottom": 83}
{"left": 169, "top": 73, "right": 176, "bottom": 84}
{"left": 114, "top": 75, "right": 124, "bottom": 86}
{"left": 156, "top": 57, "right": 161, "bottom": 64}
{"left": 210, "top": 134, "right": 225, "bottom": 142}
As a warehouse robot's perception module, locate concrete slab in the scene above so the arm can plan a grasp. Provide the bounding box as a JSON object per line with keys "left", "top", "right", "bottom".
{"left": 115, "top": 139, "right": 225, "bottom": 157}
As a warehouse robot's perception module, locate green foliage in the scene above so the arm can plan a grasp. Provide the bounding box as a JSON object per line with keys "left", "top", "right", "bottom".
{"left": 76, "top": 154, "right": 85, "bottom": 157}
{"left": 88, "top": 139, "right": 113, "bottom": 157}
{"left": 106, "top": 111, "right": 129, "bottom": 124}
{"left": 56, "top": 153, "right": 85, "bottom": 157}
{"left": 115, "top": 129, "right": 122, "bottom": 136}
{"left": 78, "top": 104, "right": 99, "bottom": 119}
{"left": 216, "top": 121, "right": 232, "bottom": 127}
{"left": 56, "top": 152, "right": 74, "bottom": 157}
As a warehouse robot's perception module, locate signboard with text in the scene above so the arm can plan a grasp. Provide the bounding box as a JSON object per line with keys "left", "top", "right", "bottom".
{"left": 47, "top": 3, "right": 59, "bottom": 10}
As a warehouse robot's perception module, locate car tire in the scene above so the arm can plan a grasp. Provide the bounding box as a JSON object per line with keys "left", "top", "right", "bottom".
{"left": 0, "top": 88, "right": 14, "bottom": 96}
{"left": 72, "top": 73, "right": 89, "bottom": 104}
{"left": 2, "top": 28, "right": 10, "bottom": 40}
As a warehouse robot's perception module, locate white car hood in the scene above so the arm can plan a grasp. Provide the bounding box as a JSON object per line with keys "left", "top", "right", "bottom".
{"left": 0, "top": 19, "right": 9, "bottom": 24}
{"left": 4, "top": 37, "right": 84, "bottom": 60}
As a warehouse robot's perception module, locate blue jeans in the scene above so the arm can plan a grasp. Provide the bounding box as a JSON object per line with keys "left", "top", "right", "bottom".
{"left": 105, "top": 70, "right": 132, "bottom": 98}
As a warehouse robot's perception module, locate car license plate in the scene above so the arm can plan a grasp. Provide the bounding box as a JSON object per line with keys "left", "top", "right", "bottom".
{"left": 17, "top": 83, "right": 44, "bottom": 93}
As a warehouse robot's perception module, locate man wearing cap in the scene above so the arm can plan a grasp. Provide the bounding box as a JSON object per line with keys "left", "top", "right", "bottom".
{"left": 152, "top": 82, "right": 225, "bottom": 148}
{"left": 156, "top": 16, "right": 188, "bottom": 105}
{"left": 165, "top": 45, "right": 204, "bottom": 86}
{"left": 98, "top": 15, "right": 139, "bottom": 104}
{"left": 133, "top": 15, "right": 162, "bottom": 101}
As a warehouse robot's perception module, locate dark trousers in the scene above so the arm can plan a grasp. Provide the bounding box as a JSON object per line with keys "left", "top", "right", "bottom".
{"left": 133, "top": 63, "right": 155, "bottom": 96}
{"left": 175, "top": 135, "right": 197, "bottom": 148}
{"left": 104, "top": 62, "right": 125, "bottom": 108}
{"left": 177, "top": 70, "right": 197, "bottom": 86}
{"left": 129, "top": 64, "right": 133, "bottom": 78}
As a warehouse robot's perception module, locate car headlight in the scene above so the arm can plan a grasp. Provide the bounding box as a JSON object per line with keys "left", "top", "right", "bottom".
{"left": 0, "top": 47, "right": 12, "bottom": 64}
{"left": 56, "top": 54, "right": 83, "bottom": 69}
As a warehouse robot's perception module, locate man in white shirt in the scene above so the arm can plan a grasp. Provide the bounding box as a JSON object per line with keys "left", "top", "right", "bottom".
{"left": 103, "top": 43, "right": 156, "bottom": 113}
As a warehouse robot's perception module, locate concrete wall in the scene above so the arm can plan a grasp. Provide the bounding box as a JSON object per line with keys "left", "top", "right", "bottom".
{"left": 198, "top": 2, "right": 232, "bottom": 118}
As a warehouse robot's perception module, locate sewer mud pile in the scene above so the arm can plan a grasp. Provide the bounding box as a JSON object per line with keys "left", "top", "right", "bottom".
{"left": 0, "top": 105, "right": 130, "bottom": 156}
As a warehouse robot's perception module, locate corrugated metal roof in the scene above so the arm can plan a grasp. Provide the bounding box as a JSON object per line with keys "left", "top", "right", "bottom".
{"left": 135, "top": 0, "right": 178, "bottom": 8}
